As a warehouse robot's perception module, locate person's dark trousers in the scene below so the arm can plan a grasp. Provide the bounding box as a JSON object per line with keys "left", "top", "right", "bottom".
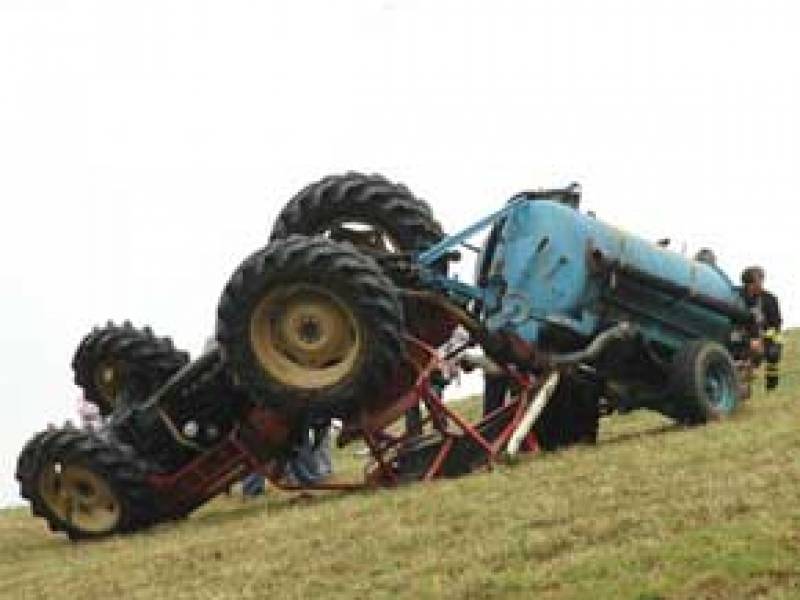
{"left": 242, "top": 472, "right": 266, "bottom": 496}
{"left": 483, "top": 375, "right": 507, "bottom": 416}
{"left": 764, "top": 338, "right": 782, "bottom": 391}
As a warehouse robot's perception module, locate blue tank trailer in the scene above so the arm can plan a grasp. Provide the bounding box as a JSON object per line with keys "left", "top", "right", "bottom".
{"left": 416, "top": 186, "right": 753, "bottom": 423}
{"left": 15, "top": 174, "right": 758, "bottom": 540}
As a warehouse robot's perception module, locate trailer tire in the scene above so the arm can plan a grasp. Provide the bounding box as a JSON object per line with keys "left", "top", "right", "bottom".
{"left": 72, "top": 321, "right": 189, "bottom": 416}
{"left": 270, "top": 172, "right": 455, "bottom": 346}
{"left": 217, "top": 235, "right": 407, "bottom": 419}
{"left": 669, "top": 340, "right": 739, "bottom": 424}
{"left": 16, "top": 424, "right": 160, "bottom": 540}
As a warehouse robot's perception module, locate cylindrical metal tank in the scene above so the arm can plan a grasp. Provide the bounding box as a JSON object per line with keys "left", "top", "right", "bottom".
{"left": 485, "top": 199, "right": 749, "bottom": 354}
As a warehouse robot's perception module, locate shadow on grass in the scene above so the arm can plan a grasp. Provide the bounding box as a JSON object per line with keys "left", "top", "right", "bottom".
{"left": 601, "top": 422, "right": 683, "bottom": 447}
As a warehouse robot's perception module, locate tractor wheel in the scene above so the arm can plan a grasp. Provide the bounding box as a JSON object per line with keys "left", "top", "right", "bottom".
{"left": 269, "top": 172, "right": 455, "bottom": 346}
{"left": 217, "top": 235, "right": 407, "bottom": 419}
{"left": 72, "top": 321, "right": 190, "bottom": 416}
{"left": 668, "top": 340, "right": 739, "bottom": 424}
{"left": 16, "top": 424, "right": 160, "bottom": 540}
{"left": 270, "top": 172, "right": 442, "bottom": 252}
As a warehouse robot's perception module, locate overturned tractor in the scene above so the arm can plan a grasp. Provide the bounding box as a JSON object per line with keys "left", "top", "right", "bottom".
{"left": 17, "top": 173, "right": 757, "bottom": 540}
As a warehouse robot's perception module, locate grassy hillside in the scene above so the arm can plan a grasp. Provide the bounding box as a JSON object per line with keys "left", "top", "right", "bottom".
{"left": 1, "top": 331, "right": 798, "bottom": 600}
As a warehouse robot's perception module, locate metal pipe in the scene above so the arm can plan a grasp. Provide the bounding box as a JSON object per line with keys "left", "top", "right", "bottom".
{"left": 400, "top": 291, "right": 636, "bottom": 371}
{"left": 506, "top": 371, "right": 560, "bottom": 457}
{"left": 458, "top": 353, "right": 505, "bottom": 376}
{"left": 594, "top": 255, "right": 752, "bottom": 324}
{"left": 416, "top": 199, "right": 523, "bottom": 266}
{"left": 547, "top": 321, "right": 637, "bottom": 366}
{"left": 399, "top": 289, "right": 526, "bottom": 368}
{"left": 399, "top": 289, "right": 486, "bottom": 341}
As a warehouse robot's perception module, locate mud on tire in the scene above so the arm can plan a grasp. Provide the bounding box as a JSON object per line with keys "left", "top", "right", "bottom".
{"left": 216, "top": 235, "right": 407, "bottom": 419}
{"left": 72, "top": 321, "right": 190, "bottom": 416}
{"left": 15, "top": 424, "right": 160, "bottom": 540}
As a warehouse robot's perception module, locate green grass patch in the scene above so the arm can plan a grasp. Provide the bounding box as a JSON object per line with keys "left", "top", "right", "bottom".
{"left": 1, "top": 331, "right": 798, "bottom": 599}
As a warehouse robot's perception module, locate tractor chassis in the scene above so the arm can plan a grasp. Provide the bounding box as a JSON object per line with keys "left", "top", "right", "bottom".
{"left": 147, "top": 339, "right": 541, "bottom": 515}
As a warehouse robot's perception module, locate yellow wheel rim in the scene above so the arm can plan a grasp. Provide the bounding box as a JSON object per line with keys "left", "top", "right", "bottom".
{"left": 249, "top": 283, "right": 363, "bottom": 391}
{"left": 93, "top": 362, "right": 121, "bottom": 408}
{"left": 38, "top": 462, "right": 122, "bottom": 534}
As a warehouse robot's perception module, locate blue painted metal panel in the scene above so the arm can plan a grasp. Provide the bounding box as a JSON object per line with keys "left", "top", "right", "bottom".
{"left": 481, "top": 200, "right": 746, "bottom": 351}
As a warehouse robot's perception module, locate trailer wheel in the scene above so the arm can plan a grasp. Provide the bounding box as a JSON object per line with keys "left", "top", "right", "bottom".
{"left": 217, "top": 235, "right": 407, "bottom": 419}
{"left": 669, "top": 340, "right": 739, "bottom": 424}
{"left": 16, "top": 425, "right": 160, "bottom": 540}
{"left": 270, "top": 172, "right": 455, "bottom": 346}
{"left": 72, "top": 321, "right": 189, "bottom": 416}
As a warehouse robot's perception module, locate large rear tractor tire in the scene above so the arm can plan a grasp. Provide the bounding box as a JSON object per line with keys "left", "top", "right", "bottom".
{"left": 270, "top": 172, "right": 443, "bottom": 252}
{"left": 270, "top": 172, "right": 456, "bottom": 346}
{"left": 16, "top": 425, "right": 160, "bottom": 540}
{"left": 72, "top": 321, "right": 190, "bottom": 416}
{"left": 668, "top": 340, "right": 739, "bottom": 424}
{"left": 217, "top": 235, "right": 407, "bottom": 419}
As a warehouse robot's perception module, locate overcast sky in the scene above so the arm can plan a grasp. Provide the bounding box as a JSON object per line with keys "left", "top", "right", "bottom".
{"left": 1, "top": 1, "right": 797, "bottom": 507}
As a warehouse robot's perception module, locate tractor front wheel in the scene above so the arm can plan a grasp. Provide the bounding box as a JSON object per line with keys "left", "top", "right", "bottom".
{"left": 72, "top": 321, "right": 189, "bottom": 416}
{"left": 16, "top": 425, "right": 160, "bottom": 540}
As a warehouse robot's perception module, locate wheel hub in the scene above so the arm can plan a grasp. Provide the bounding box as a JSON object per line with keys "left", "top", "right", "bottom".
{"left": 93, "top": 362, "right": 121, "bottom": 406}
{"left": 38, "top": 462, "right": 121, "bottom": 534}
{"left": 705, "top": 360, "right": 735, "bottom": 412}
{"left": 298, "top": 317, "right": 322, "bottom": 344}
{"left": 249, "top": 284, "right": 363, "bottom": 391}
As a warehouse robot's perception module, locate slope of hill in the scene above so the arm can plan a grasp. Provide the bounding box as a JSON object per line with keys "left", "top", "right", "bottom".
{"left": 1, "top": 330, "right": 798, "bottom": 600}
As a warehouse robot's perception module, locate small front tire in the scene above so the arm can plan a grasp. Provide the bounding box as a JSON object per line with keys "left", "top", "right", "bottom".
{"left": 16, "top": 425, "right": 160, "bottom": 540}
{"left": 72, "top": 321, "right": 189, "bottom": 416}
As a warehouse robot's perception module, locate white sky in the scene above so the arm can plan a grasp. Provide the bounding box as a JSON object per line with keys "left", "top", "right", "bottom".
{"left": 1, "top": 1, "right": 797, "bottom": 506}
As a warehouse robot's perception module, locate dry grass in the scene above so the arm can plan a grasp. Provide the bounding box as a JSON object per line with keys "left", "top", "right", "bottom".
{"left": 1, "top": 330, "right": 798, "bottom": 599}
